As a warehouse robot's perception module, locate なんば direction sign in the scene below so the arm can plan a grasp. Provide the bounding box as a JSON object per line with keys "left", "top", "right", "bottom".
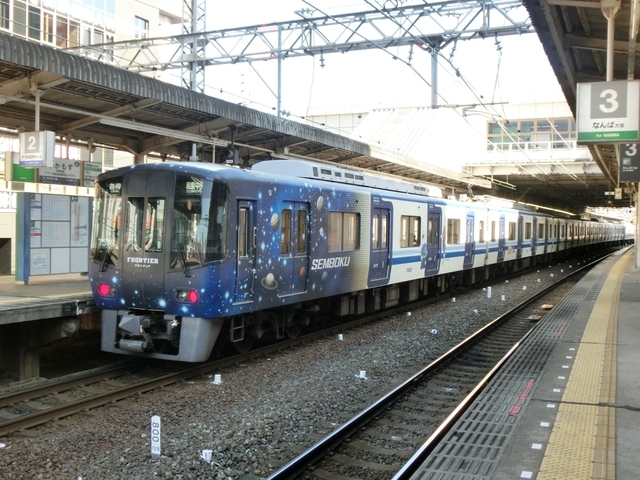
{"left": 577, "top": 81, "right": 640, "bottom": 144}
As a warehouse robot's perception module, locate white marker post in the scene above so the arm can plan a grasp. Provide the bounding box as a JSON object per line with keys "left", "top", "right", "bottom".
{"left": 151, "top": 415, "right": 161, "bottom": 458}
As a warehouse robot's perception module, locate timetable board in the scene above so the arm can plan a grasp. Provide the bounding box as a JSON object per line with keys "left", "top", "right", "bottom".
{"left": 26, "top": 193, "right": 90, "bottom": 276}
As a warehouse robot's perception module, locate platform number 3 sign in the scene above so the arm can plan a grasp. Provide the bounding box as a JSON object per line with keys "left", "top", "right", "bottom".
{"left": 577, "top": 80, "right": 640, "bottom": 144}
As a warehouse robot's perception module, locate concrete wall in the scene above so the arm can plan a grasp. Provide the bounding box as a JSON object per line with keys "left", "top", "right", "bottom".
{"left": 0, "top": 211, "right": 15, "bottom": 275}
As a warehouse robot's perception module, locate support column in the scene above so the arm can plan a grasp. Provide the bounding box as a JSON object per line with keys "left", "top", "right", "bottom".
{"left": 0, "top": 323, "right": 39, "bottom": 380}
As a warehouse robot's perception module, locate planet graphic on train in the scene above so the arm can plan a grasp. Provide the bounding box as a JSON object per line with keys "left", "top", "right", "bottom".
{"left": 299, "top": 266, "right": 307, "bottom": 277}
{"left": 270, "top": 213, "right": 279, "bottom": 231}
{"left": 317, "top": 196, "right": 324, "bottom": 213}
{"left": 261, "top": 273, "right": 278, "bottom": 289}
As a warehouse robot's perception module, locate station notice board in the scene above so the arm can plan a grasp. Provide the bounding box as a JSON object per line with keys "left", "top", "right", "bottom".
{"left": 15, "top": 192, "right": 92, "bottom": 282}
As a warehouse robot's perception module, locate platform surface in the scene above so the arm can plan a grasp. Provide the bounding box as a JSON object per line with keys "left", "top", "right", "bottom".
{"left": 410, "top": 247, "right": 639, "bottom": 480}
{"left": 0, "top": 273, "right": 93, "bottom": 324}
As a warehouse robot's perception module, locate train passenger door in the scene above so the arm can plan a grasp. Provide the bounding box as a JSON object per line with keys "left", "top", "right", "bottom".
{"left": 425, "top": 205, "right": 441, "bottom": 276}
{"left": 121, "top": 169, "right": 168, "bottom": 308}
{"left": 463, "top": 212, "right": 474, "bottom": 269}
{"left": 279, "top": 201, "right": 310, "bottom": 295}
{"left": 516, "top": 215, "right": 524, "bottom": 259}
{"left": 497, "top": 215, "right": 506, "bottom": 263}
{"left": 532, "top": 217, "right": 538, "bottom": 255}
{"left": 369, "top": 206, "right": 390, "bottom": 285}
{"left": 235, "top": 201, "right": 256, "bottom": 304}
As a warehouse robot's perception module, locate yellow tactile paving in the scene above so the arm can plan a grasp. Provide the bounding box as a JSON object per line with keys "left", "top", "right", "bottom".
{"left": 538, "top": 251, "right": 629, "bottom": 480}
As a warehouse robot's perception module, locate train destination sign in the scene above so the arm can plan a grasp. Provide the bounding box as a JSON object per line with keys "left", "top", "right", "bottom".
{"left": 577, "top": 81, "right": 640, "bottom": 144}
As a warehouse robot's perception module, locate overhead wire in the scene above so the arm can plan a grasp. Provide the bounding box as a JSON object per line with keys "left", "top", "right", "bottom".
{"left": 350, "top": 0, "right": 593, "bottom": 206}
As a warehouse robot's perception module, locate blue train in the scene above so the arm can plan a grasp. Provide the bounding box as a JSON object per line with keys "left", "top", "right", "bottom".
{"left": 89, "top": 160, "right": 626, "bottom": 361}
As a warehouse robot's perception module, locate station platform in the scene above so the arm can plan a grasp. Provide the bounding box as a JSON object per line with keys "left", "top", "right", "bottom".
{"left": 0, "top": 273, "right": 94, "bottom": 324}
{"left": 411, "top": 246, "right": 638, "bottom": 480}
{"left": 0, "top": 273, "right": 97, "bottom": 382}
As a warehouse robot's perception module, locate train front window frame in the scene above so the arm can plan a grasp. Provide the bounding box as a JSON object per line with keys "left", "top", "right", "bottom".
{"left": 170, "top": 174, "right": 229, "bottom": 269}
{"left": 91, "top": 175, "right": 123, "bottom": 267}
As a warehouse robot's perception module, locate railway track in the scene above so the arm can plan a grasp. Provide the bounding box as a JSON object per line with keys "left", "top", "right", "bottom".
{"left": 266, "top": 255, "right": 603, "bottom": 480}
{"left": 0, "top": 252, "right": 606, "bottom": 442}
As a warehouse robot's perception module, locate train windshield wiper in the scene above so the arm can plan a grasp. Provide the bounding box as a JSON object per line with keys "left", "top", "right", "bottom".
{"left": 97, "top": 241, "right": 111, "bottom": 272}
{"left": 177, "top": 240, "right": 191, "bottom": 277}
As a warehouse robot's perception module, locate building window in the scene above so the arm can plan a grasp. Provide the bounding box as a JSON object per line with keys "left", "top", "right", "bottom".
{"left": 56, "top": 17, "right": 67, "bottom": 47}
{"left": 27, "top": 3, "right": 39, "bottom": 40}
{"left": 13, "top": 0, "right": 26, "bottom": 37}
{"left": 93, "top": 29, "right": 103, "bottom": 45}
{"left": 69, "top": 20, "right": 80, "bottom": 46}
{"left": 487, "top": 118, "right": 577, "bottom": 151}
{"left": 134, "top": 15, "right": 148, "bottom": 39}
{"left": 0, "top": 0, "right": 9, "bottom": 30}
{"left": 43, "top": 12, "right": 54, "bottom": 43}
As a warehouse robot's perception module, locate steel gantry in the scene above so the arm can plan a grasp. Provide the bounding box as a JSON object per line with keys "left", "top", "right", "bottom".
{"left": 182, "top": 0, "right": 207, "bottom": 92}
{"left": 69, "top": 0, "right": 532, "bottom": 114}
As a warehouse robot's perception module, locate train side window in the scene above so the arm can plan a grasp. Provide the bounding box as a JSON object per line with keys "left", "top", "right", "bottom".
{"left": 491, "top": 221, "right": 496, "bottom": 242}
{"left": 479, "top": 221, "right": 485, "bottom": 243}
{"left": 281, "top": 209, "right": 291, "bottom": 255}
{"left": 372, "top": 214, "right": 379, "bottom": 249}
{"left": 381, "top": 214, "right": 388, "bottom": 249}
{"left": 427, "top": 217, "right": 439, "bottom": 246}
{"left": 508, "top": 222, "right": 516, "bottom": 241}
{"left": 400, "top": 215, "right": 420, "bottom": 247}
{"left": 525, "top": 222, "right": 532, "bottom": 239}
{"left": 328, "top": 211, "right": 360, "bottom": 252}
{"left": 296, "top": 210, "right": 307, "bottom": 254}
{"left": 447, "top": 218, "right": 460, "bottom": 244}
{"left": 328, "top": 212, "right": 342, "bottom": 252}
{"left": 343, "top": 212, "right": 360, "bottom": 251}
{"left": 538, "top": 223, "right": 544, "bottom": 238}
{"left": 238, "top": 207, "right": 249, "bottom": 257}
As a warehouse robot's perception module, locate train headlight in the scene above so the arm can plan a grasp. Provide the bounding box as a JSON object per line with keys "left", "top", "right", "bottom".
{"left": 176, "top": 289, "right": 199, "bottom": 303}
{"left": 97, "top": 283, "right": 115, "bottom": 297}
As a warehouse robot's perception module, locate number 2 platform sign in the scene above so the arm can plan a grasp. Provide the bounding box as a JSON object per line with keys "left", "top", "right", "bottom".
{"left": 577, "top": 81, "right": 640, "bottom": 144}
{"left": 19, "top": 130, "right": 55, "bottom": 167}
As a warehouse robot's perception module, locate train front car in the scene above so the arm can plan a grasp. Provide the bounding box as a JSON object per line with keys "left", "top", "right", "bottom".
{"left": 89, "top": 163, "right": 231, "bottom": 362}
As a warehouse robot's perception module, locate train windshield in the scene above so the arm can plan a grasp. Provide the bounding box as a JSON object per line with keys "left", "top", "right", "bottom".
{"left": 171, "top": 174, "right": 229, "bottom": 269}
{"left": 91, "top": 176, "right": 123, "bottom": 269}
{"left": 91, "top": 172, "right": 229, "bottom": 270}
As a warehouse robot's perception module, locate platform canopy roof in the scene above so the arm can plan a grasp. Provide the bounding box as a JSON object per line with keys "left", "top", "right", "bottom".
{"left": 0, "top": 35, "right": 489, "bottom": 198}
{"left": 0, "top": 19, "right": 634, "bottom": 214}
{"left": 522, "top": 0, "right": 640, "bottom": 209}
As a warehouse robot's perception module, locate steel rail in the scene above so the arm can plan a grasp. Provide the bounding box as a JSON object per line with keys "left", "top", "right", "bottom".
{"left": 265, "top": 250, "right": 616, "bottom": 480}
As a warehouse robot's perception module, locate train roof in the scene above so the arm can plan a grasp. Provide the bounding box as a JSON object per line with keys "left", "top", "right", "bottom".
{"left": 252, "top": 160, "right": 443, "bottom": 199}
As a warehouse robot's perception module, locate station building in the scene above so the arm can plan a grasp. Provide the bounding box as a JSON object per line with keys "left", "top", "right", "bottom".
{"left": 0, "top": 0, "right": 181, "bottom": 275}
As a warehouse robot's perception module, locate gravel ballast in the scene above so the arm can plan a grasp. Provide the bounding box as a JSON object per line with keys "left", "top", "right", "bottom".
{"left": 0, "top": 259, "right": 590, "bottom": 479}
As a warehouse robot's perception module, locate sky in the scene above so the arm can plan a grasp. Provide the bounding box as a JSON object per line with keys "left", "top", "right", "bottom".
{"left": 193, "top": 0, "right": 566, "bottom": 119}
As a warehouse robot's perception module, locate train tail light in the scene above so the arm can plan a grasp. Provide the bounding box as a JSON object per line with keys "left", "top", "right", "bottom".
{"left": 97, "top": 283, "right": 115, "bottom": 297}
{"left": 176, "top": 289, "right": 199, "bottom": 303}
